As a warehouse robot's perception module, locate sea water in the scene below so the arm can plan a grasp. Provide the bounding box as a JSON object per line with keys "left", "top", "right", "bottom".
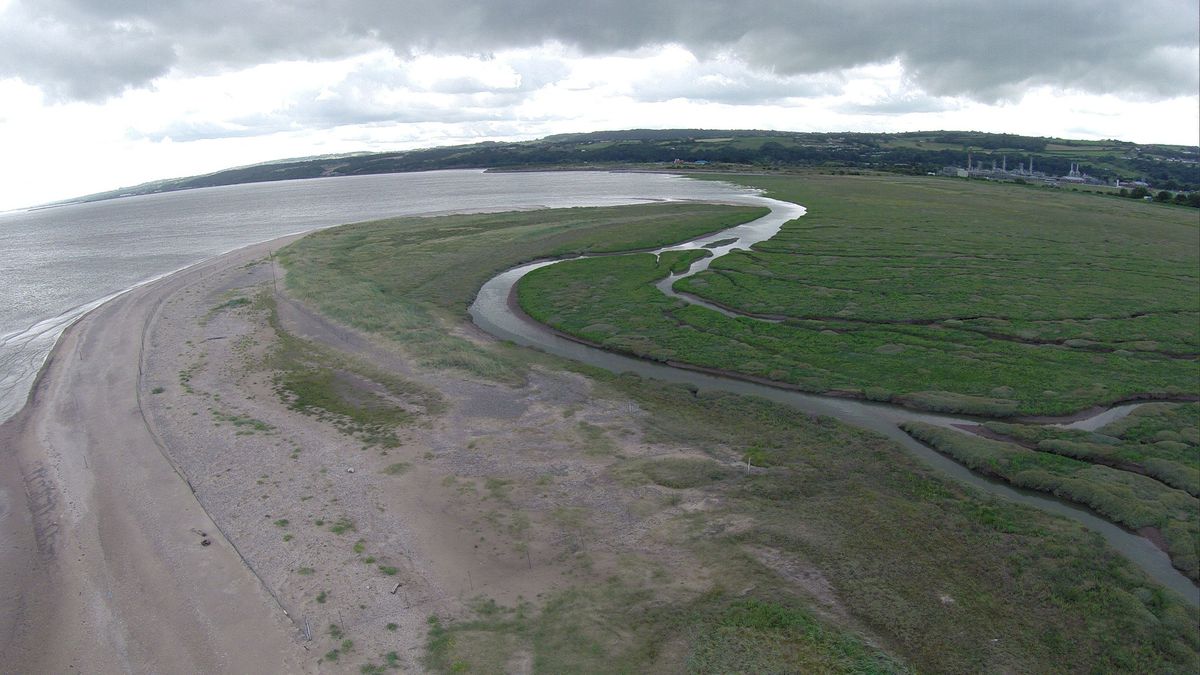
{"left": 0, "top": 169, "right": 757, "bottom": 422}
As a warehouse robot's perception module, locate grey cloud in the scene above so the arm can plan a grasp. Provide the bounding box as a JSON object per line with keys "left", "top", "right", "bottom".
{"left": 629, "top": 62, "right": 840, "bottom": 104}
{"left": 2, "top": 0, "right": 1196, "bottom": 102}
{"left": 0, "top": 3, "right": 176, "bottom": 100}
{"left": 281, "top": 93, "right": 516, "bottom": 129}
{"left": 127, "top": 61, "right": 524, "bottom": 141}
{"left": 130, "top": 98, "right": 511, "bottom": 141}
{"left": 838, "top": 94, "right": 959, "bottom": 116}
{"left": 127, "top": 121, "right": 265, "bottom": 143}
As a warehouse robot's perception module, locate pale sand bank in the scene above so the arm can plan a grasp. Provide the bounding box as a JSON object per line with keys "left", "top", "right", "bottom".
{"left": 2, "top": 228, "right": 715, "bottom": 673}
{"left": 0, "top": 237, "right": 307, "bottom": 673}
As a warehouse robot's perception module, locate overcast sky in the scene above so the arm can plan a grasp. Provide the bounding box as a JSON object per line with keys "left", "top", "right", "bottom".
{"left": 1, "top": 0, "right": 1197, "bottom": 210}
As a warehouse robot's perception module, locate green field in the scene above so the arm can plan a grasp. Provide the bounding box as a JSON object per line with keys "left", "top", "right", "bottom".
{"left": 276, "top": 198, "right": 1199, "bottom": 672}
{"left": 518, "top": 174, "right": 1199, "bottom": 415}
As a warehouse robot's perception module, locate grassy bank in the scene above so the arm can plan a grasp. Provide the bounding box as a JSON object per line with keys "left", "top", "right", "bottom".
{"left": 424, "top": 588, "right": 908, "bottom": 673}
{"left": 276, "top": 203, "right": 765, "bottom": 384}
{"left": 985, "top": 403, "right": 1200, "bottom": 496}
{"left": 518, "top": 252, "right": 711, "bottom": 364}
{"left": 902, "top": 421, "right": 1199, "bottom": 581}
{"left": 517, "top": 174, "right": 1199, "bottom": 415}
{"left": 277, "top": 199, "right": 1199, "bottom": 672}
{"left": 261, "top": 293, "right": 446, "bottom": 447}
{"left": 427, "top": 373, "right": 1199, "bottom": 673}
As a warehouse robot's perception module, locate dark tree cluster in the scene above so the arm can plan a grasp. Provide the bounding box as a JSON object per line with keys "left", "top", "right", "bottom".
{"left": 74, "top": 129, "right": 1200, "bottom": 204}
{"left": 1118, "top": 187, "right": 1200, "bottom": 208}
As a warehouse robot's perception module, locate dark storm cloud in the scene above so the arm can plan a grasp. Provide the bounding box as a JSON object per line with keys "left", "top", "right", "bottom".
{"left": 2, "top": 0, "right": 1196, "bottom": 102}
{"left": 0, "top": 4, "right": 176, "bottom": 100}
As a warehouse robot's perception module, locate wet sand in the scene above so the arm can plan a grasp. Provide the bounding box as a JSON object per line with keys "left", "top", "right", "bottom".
{"left": 0, "top": 237, "right": 306, "bottom": 673}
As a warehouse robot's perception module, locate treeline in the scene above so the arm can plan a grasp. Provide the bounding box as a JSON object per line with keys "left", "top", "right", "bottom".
{"left": 1120, "top": 186, "right": 1200, "bottom": 207}
{"left": 74, "top": 129, "right": 1200, "bottom": 204}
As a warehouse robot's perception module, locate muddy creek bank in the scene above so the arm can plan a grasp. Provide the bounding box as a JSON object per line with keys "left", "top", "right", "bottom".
{"left": 468, "top": 196, "right": 1200, "bottom": 605}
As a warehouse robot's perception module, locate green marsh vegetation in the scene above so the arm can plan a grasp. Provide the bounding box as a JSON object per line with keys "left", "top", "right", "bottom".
{"left": 211, "top": 409, "right": 274, "bottom": 434}
{"left": 276, "top": 203, "right": 767, "bottom": 384}
{"left": 903, "top": 401, "right": 1200, "bottom": 581}
{"left": 986, "top": 403, "right": 1200, "bottom": 496}
{"left": 278, "top": 198, "right": 1198, "bottom": 671}
{"left": 424, "top": 585, "right": 908, "bottom": 674}
{"left": 520, "top": 250, "right": 712, "bottom": 364}
{"left": 616, "top": 456, "right": 734, "bottom": 489}
{"left": 519, "top": 174, "right": 1199, "bottom": 416}
{"left": 903, "top": 421, "right": 1198, "bottom": 582}
{"left": 201, "top": 295, "right": 252, "bottom": 326}
{"left": 626, "top": 377, "right": 1198, "bottom": 671}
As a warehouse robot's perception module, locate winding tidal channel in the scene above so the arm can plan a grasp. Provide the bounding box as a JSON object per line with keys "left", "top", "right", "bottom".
{"left": 469, "top": 194, "right": 1200, "bottom": 606}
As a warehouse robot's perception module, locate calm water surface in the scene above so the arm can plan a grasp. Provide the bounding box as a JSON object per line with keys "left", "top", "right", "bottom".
{"left": 0, "top": 170, "right": 756, "bottom": 422}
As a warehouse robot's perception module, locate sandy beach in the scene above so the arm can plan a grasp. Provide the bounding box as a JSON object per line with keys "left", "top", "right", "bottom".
{"left": 1, "top": 229, "right": 724, "bottom": 672}
{"left": 0, "top": 237, "right": 308, "bottom": 672}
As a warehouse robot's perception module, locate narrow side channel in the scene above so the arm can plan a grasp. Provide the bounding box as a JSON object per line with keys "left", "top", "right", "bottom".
{"left": 468, "top": 196, "right": 1200, "bottom": 606}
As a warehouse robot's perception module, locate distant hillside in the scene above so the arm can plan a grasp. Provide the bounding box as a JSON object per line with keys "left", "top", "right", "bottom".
{"left": 68, "top": 130, "right": 1200, "bottom": 204}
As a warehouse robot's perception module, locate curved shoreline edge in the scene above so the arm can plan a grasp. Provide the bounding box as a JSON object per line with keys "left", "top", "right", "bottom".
{"left": 0, "top": 234, "right": 308, "bottom": 673}
{"left": 0, "top": 224, "right": 330, "bottom": 426}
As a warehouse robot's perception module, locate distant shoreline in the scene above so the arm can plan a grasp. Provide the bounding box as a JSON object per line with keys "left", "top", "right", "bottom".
{"left": 28, "top": 129, "right": 1197, "bottom": 210}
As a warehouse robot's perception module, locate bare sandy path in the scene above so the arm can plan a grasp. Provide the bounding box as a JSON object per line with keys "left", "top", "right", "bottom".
{"left": 0, "top": 238, "right": 307, "bottom": 673}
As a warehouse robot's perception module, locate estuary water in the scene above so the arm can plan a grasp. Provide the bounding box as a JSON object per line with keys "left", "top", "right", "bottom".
{"left": 0, "top": 169, "right": 758, "bottom": 422}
